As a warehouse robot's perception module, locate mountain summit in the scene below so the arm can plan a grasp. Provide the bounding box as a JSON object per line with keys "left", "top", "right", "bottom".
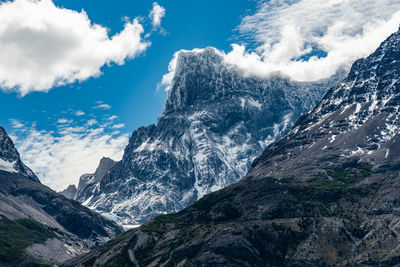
{"left": 76, "top": 47, "right": 345, "bottom": 226}
{"left": 0, "top": 127, "right": 39, "bottom": 182}
{"left": 70, "top": 28, "right": 400, "bottom": 266}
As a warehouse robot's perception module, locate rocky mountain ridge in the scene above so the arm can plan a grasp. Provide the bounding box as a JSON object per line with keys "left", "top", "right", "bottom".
{"left": 77, "top": 47, "right": 345, "bottom": 226}
{"left": 0, "top": 127, "right": 122, "bottom": 266}
{"left": 69, "top": 27, "right": 400, "bottom": 266}
{"left": 0, "top": 127, "right": 39, "bottom": 182}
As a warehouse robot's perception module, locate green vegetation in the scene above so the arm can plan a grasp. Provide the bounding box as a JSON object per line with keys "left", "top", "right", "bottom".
{"left": 0, "top": 215, "right": 55, "bottom": 266}
{"left": 310, "top": 163, "right": 372, "bottom": 191}
{"left": 141, "top": 212, "right": 188, "bottom": 235}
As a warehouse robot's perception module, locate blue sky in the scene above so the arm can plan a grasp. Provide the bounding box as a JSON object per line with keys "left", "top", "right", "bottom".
{"left": 1, "top": 0, "right": 400, "bottom": 190}
{"left": 1, "top": 0, "right": 255, "bottom": 133}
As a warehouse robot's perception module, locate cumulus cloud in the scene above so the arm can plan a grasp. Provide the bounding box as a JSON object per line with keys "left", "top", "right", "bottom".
{"left": 149, "top": 2, "right": 166, "bottom": 28}
{"left": 160, "top": 0, "right": 400, "bottom": 88}
{"left": 12, "top": 118, "right": 129, "bottom": 191}
{"left": 0, "top": 0, "right": 151, "bottom": 95}
{"left": 226, "top": 0, "right": 400, "bottom": 81}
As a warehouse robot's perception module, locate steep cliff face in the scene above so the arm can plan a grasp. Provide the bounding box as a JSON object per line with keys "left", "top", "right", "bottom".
{"left": 69, "top": 29, "right": 400, "bottom": 266}
{"left": 0, "top": 127, "right": 122, "bottom": 266}
{"left": 75, "top": 157, "right": 116, "bottom": 200}
{"left": 77, "top": 47, "right": 345, "bottom": 226}
{"left": 58, "top": 184, "right": 77, "bottom": 199}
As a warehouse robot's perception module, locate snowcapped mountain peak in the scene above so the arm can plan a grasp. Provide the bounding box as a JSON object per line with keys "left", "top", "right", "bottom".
{"left": 0, "top": 127, "right": 39, "bottom": 182}
{"left": 76, "top": 48, "right": 346, "bottom": 226}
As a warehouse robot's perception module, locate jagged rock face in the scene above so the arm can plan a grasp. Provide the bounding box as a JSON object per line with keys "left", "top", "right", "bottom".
{"left": 93, "top": 157, "right": 116, "bottom": 182}
{"left": 77, "top": 48, "right": 345, "bottom": 226}
{"left": 0, "top": 127, "right": 39, "bottom": 182}
{"left": 249, "top": 28, "right": 400, "bottom": 180}
{"left": 0, "top": 128, "right": 123, "bottom": 265}
{"left": 58, "top": 184, "right": 77, "bottom": 199}
{"left": 69, "top": 29, "right": 400, "bottom": 267}
{"left": 76, "top": 157, "right": 116, "bottom": 200}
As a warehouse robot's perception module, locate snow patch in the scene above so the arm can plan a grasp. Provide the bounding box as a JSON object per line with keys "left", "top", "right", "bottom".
{"left": 0, "top": 159, "right": 17, "bottom": 173}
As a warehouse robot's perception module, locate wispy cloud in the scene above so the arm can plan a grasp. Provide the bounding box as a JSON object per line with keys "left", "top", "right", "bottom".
{"left": 57, "top": 118, "right": 73, "bottom": 124}
{"left": 75, "top": 110, "right": 85, "bottom": 116}
{"left": 12, "top": 117, "right": 129, "bottom": 191}
{"left": 108, "top": 115, "right": 118, "bottom": 121}
{"left": 112, "top": 123, "right": 125, "bottom": 129}
{"left": 0, "top": 0, "right": 152, "bottom": 95}
{"left": 10, "top": 119, "right": 24, "bottom": 129}
{"left": 86, "top": 119, "right": 98, "bottom": 126}
{"left": 93, "top": 103, "right": 112, "bottom": 110}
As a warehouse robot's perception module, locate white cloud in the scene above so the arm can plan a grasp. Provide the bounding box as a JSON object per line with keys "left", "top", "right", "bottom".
{"left": 0, "top": 0, "right": 151, "bottom": 95}
{"left": 112, "top": 123, "right": 125, "bottom": 129}
{"left": 108, "top": 115, "right": 118, "bottom": 120}
{"left": 12, "top": 120, "right": 129, "bottom": 191}
{"left": 93, "top": 103, "right": 112, "bottom": 110}
{"left": 86, "top": 119, "right": 98, "bottom": 126}
{"left": 75, "top": 110, "right": 85, "bottom": 116}
{"left": 226, "top": 0, "right": 400, "bottom": 81}
{"left": 161, "top": 0, "right": 400, "bottom": 88}
{"left": 149, "top": 2, "right": 166, "bottom": 28}
{"left": 57, "top": 118, "right": 73, "bottom": 124}
{"left": 10, "top": 119, "right": 24, "bottom": 129}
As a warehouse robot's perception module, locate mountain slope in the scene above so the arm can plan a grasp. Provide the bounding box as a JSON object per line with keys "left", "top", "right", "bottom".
{"left": 0, "top": 127, "right": 123, "bottom": 265}
{"left": 77, "top": 47, "right": 345, "bottom": 226}
{"left": 69, "top": 29, "right": 400, "bottom": 266}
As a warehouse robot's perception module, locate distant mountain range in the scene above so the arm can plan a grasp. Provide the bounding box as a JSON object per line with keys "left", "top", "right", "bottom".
{"left": 69, "top": 27, "right": 400, "bottom": 266}
{"left": 0, "top": 127, "right": 122, "bottom": 266}
{"left": 76, "top": 47, "right": 345, "bottom": 226}
{"left": 60, "top": 157, "right": 116, "bottom": 200}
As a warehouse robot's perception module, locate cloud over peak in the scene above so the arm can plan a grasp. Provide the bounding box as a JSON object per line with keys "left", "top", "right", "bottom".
{"left": 0, "top": 0, "right": 154, "bottom": 95}
{"left": 227, "top": 0, "right": 400, "bottom": 81}
{"left": 160, "top": 0, "right": 400, "bottom": 88}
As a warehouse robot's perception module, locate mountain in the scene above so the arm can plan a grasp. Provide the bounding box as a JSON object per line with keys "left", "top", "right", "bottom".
{"left": 75, "top": 157, "right": 116, "bottom": 200}
{"left": 68, "top": 29, "right": 400, "bottom": 266}
{"left": 76, "top": 47, "right": 345, "bottom": 226}
{"left": 59, "top": 184, "right": 77, "bottom": 199}
{"left": 0, "top": 127, "right": 39, "bottom": 182}
{"left": 0, "top": 127, "right": 123, "bottom": 266}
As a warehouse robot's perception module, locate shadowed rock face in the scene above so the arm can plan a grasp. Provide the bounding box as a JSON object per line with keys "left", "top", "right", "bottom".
{"left": 69, "top": 30, "right": 400, "bottom": 266}
{"left": 76, "top": 48, "right": 345, "bottom": 226}
{"left": 0, "top": 128, "right": 122, "bottom": 265}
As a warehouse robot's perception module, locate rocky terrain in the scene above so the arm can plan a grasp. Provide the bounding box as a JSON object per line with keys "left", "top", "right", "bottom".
{"left": 59, "top": 184, "right": 77, "bottom": 199}
{"left": 77, "top": 47, "right": 345, "bottom": 226}
{"left": 68, "top": 28, "right": 400, "bottom": 266}
{"left": 73, "top": 157, "right": 116, "bottom": 201}
{"left": 0, "top": 127, "right": 122, "bottom": 266}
